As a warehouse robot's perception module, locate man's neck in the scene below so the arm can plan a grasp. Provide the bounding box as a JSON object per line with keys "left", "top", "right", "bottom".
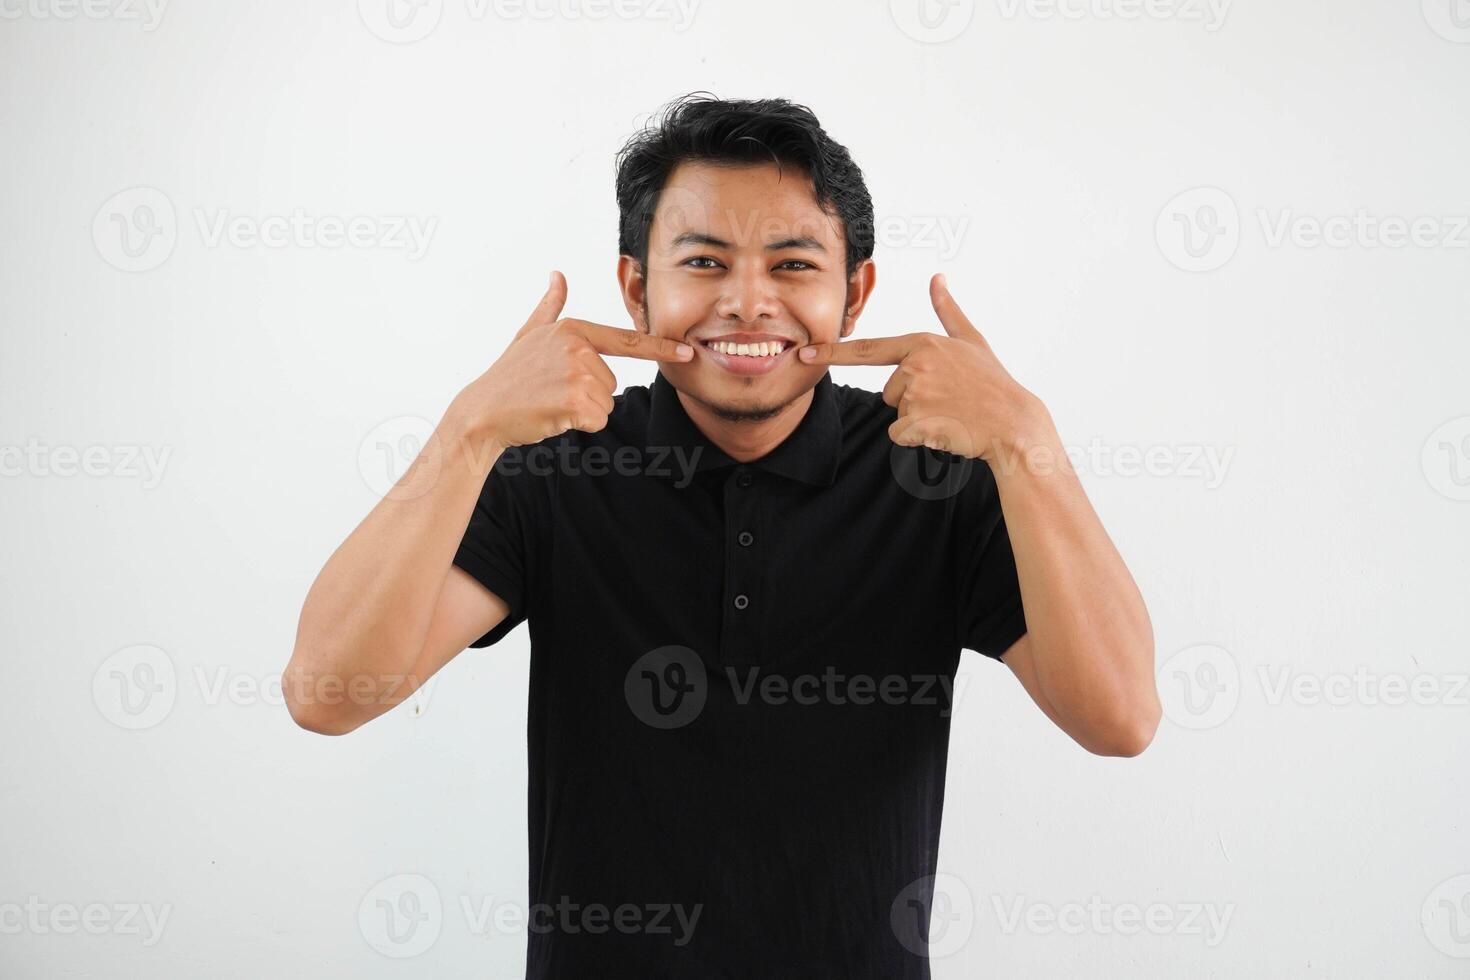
{"left": 676, "top": 386, "right": 814, "bottom": 464}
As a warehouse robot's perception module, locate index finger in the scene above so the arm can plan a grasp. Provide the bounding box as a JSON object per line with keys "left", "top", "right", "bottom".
{"left": 570, "top": 320, "right": 695, "bottom": 363}
{"left": 797, "top": 334, "right": 930, "bottom": 367}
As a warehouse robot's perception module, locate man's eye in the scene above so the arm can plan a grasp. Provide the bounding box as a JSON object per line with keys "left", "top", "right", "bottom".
{"left": 684, "top": 257, "right": 721, "bottom": 269}
{"left": 777, "top": 260, "right": 814, "bottom": 272}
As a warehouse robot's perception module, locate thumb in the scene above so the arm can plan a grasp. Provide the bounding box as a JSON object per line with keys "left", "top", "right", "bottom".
{"left": 516, "top": 270, "right": 568, "bottom": 338}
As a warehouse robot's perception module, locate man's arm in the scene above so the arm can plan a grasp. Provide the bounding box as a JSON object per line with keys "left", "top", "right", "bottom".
{"left": 283, "top": 413, "right": 510, "bottom": 736}
{"left": 800, "top": 273, "right": 1160, "bottom": 756}
{"left": 283, "top": 271, "right": 695, "bottom": 735}
{"left": 990, "top": 403, "right": 1160, "bottom": 757}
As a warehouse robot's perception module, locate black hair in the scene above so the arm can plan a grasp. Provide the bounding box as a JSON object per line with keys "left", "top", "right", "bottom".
{"left": 615, "top": 92, "right": 875, "bottom": 279}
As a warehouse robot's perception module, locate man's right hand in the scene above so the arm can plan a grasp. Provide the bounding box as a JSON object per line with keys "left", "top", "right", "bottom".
{"left": 450, "top": 270, "right": 694, "bottom": 450}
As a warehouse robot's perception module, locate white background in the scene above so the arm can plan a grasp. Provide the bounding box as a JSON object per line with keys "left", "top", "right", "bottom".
{"left": 2, "top": 0, "right": 1468, "bottom": 976}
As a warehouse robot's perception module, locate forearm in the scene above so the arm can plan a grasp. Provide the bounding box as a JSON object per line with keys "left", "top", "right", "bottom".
{"left": 989, "top": 399, "right": 1160, "bottom": 745}
{"left": 284, "top": 404, "right": 502, "bottom": 728}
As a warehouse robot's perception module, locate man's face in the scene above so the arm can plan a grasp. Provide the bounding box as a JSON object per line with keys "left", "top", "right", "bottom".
{"left": 620, "top": 161, "right": 873, "bottom": 422}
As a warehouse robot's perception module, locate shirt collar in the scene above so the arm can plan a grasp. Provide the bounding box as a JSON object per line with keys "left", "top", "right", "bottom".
{"left": 645, "top": 369, "right": 843, "bottom": 487}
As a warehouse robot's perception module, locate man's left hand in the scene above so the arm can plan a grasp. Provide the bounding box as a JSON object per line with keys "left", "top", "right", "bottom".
{"left": 798, "top": 274, "right": 1046, "bottom": 460}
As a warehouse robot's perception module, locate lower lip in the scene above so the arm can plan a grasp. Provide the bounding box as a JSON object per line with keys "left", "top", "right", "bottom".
{"left": 697, "top": 343, "right": 796, "bottom": 376}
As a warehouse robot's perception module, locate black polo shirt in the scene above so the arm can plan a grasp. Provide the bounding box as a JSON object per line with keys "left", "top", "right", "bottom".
{"left": 452, "top": 369, "right": 1027, "bottom": 979}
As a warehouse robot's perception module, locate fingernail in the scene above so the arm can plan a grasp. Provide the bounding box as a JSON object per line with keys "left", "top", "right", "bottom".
{"left": 676, "top": 343, "right": 694, "bottom": 359}
{"left": 936, "top": 273, "right": 948, "bottom": 289}
{"left": 548, "top": 271, "right": 555, "bottom": 287}
{"left": 799, "top": 347, "right": 816, "bottom": 362}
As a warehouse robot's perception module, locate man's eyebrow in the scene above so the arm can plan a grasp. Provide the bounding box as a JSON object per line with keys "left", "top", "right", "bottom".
{"left": 669, "top": 231, "right": 829, "bottom": 253}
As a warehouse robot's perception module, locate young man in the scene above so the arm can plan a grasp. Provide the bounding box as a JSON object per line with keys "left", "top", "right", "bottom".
{"left": 285, "top": 95, "right": 1159, "bottom": 978}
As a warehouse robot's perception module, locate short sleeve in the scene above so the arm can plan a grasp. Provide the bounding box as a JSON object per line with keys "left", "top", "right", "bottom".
{"left": 452, "top": 446, "right": 549, "bottom": 649}
{"left": 953, "top": 456, "right": 1028, "bottom": 662}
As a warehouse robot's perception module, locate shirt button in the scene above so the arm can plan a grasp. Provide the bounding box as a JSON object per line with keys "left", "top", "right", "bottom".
{"left": 736, "top": 472, "right": 753, "bottom": 488}
{"left": 733, "top": 594, "right": 749, "bottom": 610}
{"left": 737, "top": 531, "right": 754, "bottom": 547}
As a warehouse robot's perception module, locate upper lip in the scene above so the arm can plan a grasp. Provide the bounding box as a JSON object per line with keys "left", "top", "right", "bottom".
{"left": 696, "top": 333, "right": 799, "bottom": 346}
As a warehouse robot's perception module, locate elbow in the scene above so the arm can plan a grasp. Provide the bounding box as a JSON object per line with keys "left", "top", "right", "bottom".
{"left": 1088, "top": 635, "right": 1162, "bottom": 757}
{"left": 286, "top": 700, "right": 360, "bottom": 736}
{"left": 282, "top": 663, "right": 364, "bottom": 737}
{"left": 1089, "top": 699, "right": 1162, "bottom": 758}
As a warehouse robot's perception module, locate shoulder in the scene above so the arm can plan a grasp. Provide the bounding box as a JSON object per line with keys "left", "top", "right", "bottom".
{"left": 828, "top": 379, "right": 899, "bottom": 452}
{"left": 829, "top": 379, "right": 891, "bottom": 422}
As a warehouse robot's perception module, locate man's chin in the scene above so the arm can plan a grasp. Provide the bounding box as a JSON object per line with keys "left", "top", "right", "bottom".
{"left": 704, "top": 399, "right": 790, "bottom": 424}
{"left": 664, "top": 369, "right": 809, "bottom": 424}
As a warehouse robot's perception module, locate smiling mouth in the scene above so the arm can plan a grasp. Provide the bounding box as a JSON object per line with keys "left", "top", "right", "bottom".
{"left": 694, "top": 337, "right": 798, "bottom": 376}
{"left": 699, "top": 339, "right": 793, "bottom": 358}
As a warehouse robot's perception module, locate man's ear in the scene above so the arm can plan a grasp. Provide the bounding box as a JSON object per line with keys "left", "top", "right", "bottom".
{"left": 840, "top": 258, "right": 877, "bottom": 340}
{"left": 617, "top": 254, "right": 649, "bottom": 333}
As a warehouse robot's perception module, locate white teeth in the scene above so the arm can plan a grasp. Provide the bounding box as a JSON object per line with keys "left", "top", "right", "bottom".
{"left": 708, "top": 340, "right": 785, "bottom": 357}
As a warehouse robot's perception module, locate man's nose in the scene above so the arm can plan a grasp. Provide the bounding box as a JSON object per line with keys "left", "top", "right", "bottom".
{"left": 715, "top": 266, "right": 780, "bottom": 322}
